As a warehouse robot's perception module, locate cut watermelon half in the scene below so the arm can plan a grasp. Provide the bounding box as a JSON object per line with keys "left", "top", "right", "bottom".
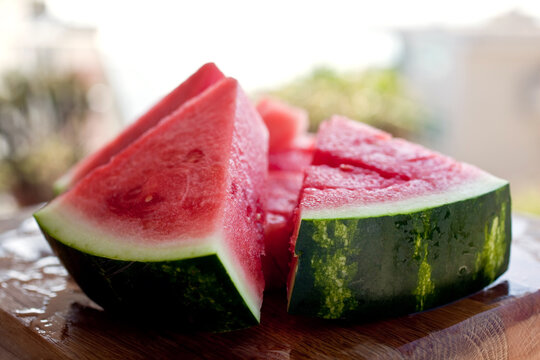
{"left": 287, "top": 116, "right": 511, "bottom": 320}
{"left": 35, "top": 77, "right": 268, "bottom": 331}
{"left": 55, "top": 63, "right": 225, "bottom": 193}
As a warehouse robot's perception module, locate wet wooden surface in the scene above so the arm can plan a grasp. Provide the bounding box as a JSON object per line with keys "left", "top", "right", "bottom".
{"left": 0, "top": 212, "right": 539, "bottom": 360}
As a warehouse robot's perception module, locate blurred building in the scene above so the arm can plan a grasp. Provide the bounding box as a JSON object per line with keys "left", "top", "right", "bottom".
{"left": 0, "top": 0, "right": 120, "bottom": 207}
{"left": 1, "top": 0, "right": 93, "bottom": 75}
{"left": 399, "top": 11, "right": 540, "bottom": 188}
{"left": 0, "top": 0, "right": 120, "bottom": 151}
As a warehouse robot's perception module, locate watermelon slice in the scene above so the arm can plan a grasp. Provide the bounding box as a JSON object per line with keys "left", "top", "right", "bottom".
{"left": 287, "top": 116, "right": 511, "bottom": 320}
{"left": 257, "top": 98, "right": 313, "bottom": 290}
{"left": 34, "top": 77, "right": 268, "bottom": 331}
{"left": 55, "top": 63, "right": 225, "bottom": 193}
{"left": 263, "top": 171, "right": 304, "bottom": 289}
{"left": 256, "top": 97, "right": 309, "bottom": 151}
{"left": 268, "top": 135, "right": 315, "bottom": 172}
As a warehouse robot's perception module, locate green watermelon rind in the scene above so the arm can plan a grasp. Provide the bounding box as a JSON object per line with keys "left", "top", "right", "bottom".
{"left": 42, "top": 231, "right": 257, "bottom": 331}
{"left": 288, "top": 180, "right": 511, "bottom": 320}
{"left": 53, "top": 173, "right": 71, "bottom": 195}
{"left": 33, "top": 208, "right": 261, "bottom": 330}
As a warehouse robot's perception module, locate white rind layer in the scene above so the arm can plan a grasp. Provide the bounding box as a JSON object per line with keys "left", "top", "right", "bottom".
{"left": 34, "top": 201, "right": 261, "bottom": 321}
{"left": 53, "top": 171, "right": 71, "bottom": 194}
{"left": 215, "top": 242, "right": 261, "bottom": 320}
{"left": 34, "top": 201, "right": 218, "bottom": 261}
{"left": 301, "top": 173, "right": 508, "bottom": 220}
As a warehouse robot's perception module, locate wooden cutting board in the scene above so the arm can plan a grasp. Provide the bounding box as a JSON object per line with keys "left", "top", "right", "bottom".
{"left": 1, "top": 214, "right": 539, "bottom": 360}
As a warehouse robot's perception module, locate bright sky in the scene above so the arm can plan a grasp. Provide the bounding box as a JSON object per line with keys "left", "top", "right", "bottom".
{"left": 46, "top": 0, "right": 540, "bottom": 122}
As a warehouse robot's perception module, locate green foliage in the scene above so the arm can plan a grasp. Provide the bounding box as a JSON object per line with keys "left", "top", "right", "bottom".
{"left": 0, "top": 70, "right": 87, "bottom": 158}
{"left": 0, "top": 70, "right": 89, "bottom": 205}
{"left": 0, "top": 162, "right": 14, "bottom": 192}
{"left": 265, "top": 67, "right": 425, "bottom": 136}
{"left": 513, "top": 186, "right": 540, "bottom": 215}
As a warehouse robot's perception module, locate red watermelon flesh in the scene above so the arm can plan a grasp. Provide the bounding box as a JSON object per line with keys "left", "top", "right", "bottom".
{"left": 35, "top": 77, "right": 268, "bottom": 320}
{"left": 263, "top": 213, "right": 293, "bottom": 290}
{"left": 312, "top": 117, "right": 476, "bottom": 186}
{"left": 256, "top": 97, "right": 309, "bottom": 151}
{"left": 259, "top": 98, "right": 312, "bottom": 290}
{"left": 301, "top": 116, "right": 489, "bottom": 215}
{"left": 55, "top": 63, "right": 225, "bottom": 192}
{"left": 266, "top": 171, "right": 305, "bottom": 215}
{"left": 263, "top": 171, "right": 304, "bottom": 290}
{"left": 268, "top": 134, "right": 315, "bottom": 172}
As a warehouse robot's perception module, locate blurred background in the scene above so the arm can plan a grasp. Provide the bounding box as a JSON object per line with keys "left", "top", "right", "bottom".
{"left": 1, "top": 0, "right": 540, "bottom": 216}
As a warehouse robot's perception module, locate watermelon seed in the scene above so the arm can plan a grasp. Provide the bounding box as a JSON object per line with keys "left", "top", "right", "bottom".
{"left": 145, "top": 195, "right": 153, "bottom": 203}
{"left": 124, "top": 186, "right": 143, "bottom": 200}
{"left": 339, "top": 164, "right": 354, "bottom": 172}
{"left": 184, "top": 149, "right": 204, "bottom": 163}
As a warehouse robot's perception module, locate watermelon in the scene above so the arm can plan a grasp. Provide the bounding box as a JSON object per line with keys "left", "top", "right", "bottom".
{"left": 34, "top": 77, "right": 268, "bottom": 331}
{"left": 287, "top": 116, "right": 511, "bottom": 320}
{"left": 257, "top": 98, "right": 313, "bottom": 290}
{"left": 256, "top": 97, "right": 309, "bottom": 151}
{"left": 268, "top": 135, "right": 315, "bottom": 172}
{"left": 263, "top": 171, "right": 304, "bottom": 289}
{"left": 54, "top": 63, "right": 225, "bottom": 193}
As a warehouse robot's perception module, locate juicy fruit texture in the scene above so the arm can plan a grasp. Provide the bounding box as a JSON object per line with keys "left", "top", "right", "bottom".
{"left": 55, "top": 63, "right": 225, "bottom": 193}
{"left": 257, "top": 98, "right": 313, "bottom": 290}
{"left": 263, "top": 171, "right": 304, "bottom": 289}
{"left": 35, "top": 77, "right": 268, "bottom": 331}
{"left": 287, "top": 116, "right": 511, "bottom": 320}
{"left": 268, "top": 135, "right": 315, "bottom": 172}
{"left": 256, "top": 97, "right": 309, "bottom": 151}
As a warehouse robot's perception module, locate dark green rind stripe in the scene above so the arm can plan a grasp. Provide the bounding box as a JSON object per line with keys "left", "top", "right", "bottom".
{"left": 288, "top": 184, "right": 511, "bottom": 320}
{"left": 40, "top": 232, "right": 258, "bottom": 332}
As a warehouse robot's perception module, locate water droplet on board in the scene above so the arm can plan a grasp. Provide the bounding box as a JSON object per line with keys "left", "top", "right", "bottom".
{"left": 1, "top": 219, "right": 101, "bottom": 341}
{"left": 22, "top": 284, "right": 57, "bottom": 297}
{"left": 33, "top": 256, "right": 60, "bottom": 269}
{"left": 15, "top": 308, "right": 46, "bottom": 317}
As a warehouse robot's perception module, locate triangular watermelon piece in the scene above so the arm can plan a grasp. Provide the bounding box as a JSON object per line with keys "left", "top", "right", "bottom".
{"left": 35, "top": 77, "right": 268, "bottom": 331}
{"left": 256, "top": 97, "right": 308, "bottom": 151}
{"left": 55, "top": 63, "right": 225, "bottom": 192}
{"left": 256, "top": 98, "right": 313, "bottom": 290}
{"left": 262, "top": 171, "right": 304, "bottom": 290}
{"left": 288, "top": 116, "right": 511, "bottom": 320}
{"left": 268, "top": 135, "right": 315, "bottom": 172}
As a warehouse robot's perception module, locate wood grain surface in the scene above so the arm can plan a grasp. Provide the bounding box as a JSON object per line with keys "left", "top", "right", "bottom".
{"left": 0, "top": 214, "right": 539, "bottom": 360}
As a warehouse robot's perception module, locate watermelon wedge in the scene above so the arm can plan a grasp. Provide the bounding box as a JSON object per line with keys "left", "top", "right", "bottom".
{"left": 287, "top": 116, "right": 511, "bottom": 320}
{"left": 268, "top": 135, "right": 315, "bottom": 172}
{"left": 34, "top": 77, "right": 268, "bottom": 331}
{"left": 54, "top": 63, "right": 225, "bottom": 193}
{"left": 257, "top": 98, "right": 313, "bottom": 290}
{"left": 263, "top": 171, "right": 304, "bottom": 289}
{"left": 256, "top": 97, "right": 309, "bottom": 151}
